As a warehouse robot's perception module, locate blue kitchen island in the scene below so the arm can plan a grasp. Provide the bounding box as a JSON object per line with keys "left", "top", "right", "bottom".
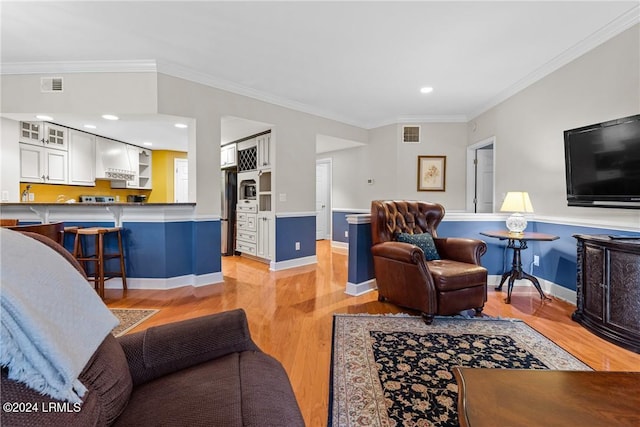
{"left": 0, "top": 202, "right": 222, "bottom": 290}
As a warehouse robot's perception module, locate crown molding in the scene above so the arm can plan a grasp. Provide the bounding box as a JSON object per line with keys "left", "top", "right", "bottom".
{"left": 155, "top": 60, "right": 367, "bottom": 129}
{"left": 468, "top": 5, "right": 640, "bottom": 120}
{"left": 0, "top": 60, "right": 157, "bottom": 75}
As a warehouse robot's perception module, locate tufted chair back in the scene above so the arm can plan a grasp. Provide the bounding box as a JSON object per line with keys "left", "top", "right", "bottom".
{"left": 371, "top": 200, "right": 445, "bottom": 245}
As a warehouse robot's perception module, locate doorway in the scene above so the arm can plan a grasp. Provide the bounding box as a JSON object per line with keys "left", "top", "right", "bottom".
{"left": 174, "top": 158, "right": 189, "bottom": 203}
{"left": 315, "top": 159, "right": 331, "bottom": 240}
{"left": 466, "top": 137, "right": 495, "bottom": 213}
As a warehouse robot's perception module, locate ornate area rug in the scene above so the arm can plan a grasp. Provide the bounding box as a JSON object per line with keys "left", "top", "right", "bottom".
{"left": 110, "top": 308, "right": 158, "bottom": 337}
{"left": 329, "top": 314, "right": 591, "bottom": 427}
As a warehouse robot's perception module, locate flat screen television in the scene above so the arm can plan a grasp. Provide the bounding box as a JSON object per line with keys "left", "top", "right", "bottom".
{"left": 564, "top": 114, "right": 640, "bottom": 209}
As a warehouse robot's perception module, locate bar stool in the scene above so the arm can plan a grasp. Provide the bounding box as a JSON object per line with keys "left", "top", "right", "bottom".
{"left": 69, "top": 227, "right": 127, "bottom": 298}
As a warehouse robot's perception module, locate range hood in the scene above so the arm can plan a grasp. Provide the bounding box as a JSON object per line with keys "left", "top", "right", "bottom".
{"left": 95, "top": 137, "right": 135, "bottom": 181}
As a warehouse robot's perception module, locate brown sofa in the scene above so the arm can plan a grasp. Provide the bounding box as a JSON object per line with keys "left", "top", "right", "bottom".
{"left": 1, "top": 232, "right": 305, "bottom": 427}
{"left": 371, "top": 200, "right": 488, "bottom": 324}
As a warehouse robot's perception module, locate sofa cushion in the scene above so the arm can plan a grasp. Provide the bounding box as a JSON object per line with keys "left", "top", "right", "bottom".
{"left": 114, "top": 351, "right": 304, "bottom": 427}
{"left": 397, "top": 232, "right": 441, "bottom": 260}
{"left": 427, "top": 259, "right": 487, "bottom": 291}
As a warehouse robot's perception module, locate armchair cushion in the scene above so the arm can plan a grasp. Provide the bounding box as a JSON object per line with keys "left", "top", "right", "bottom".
{"left": 397, "top": 232, "right": 440, "bottom": 260}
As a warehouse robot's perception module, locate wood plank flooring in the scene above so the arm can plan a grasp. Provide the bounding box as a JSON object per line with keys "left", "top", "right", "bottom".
{"left": 106, "top": 240, "right": 640, "bottom": 426}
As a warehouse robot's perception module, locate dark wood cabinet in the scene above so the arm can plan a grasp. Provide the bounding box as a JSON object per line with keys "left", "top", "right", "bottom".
{"left": 572, "top": 234, "right": 640, "bottom": 353}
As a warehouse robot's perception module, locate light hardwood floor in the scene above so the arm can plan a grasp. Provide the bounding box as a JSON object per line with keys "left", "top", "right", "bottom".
{"left": 106, "top": 240, "right": 640, "bottom": 426}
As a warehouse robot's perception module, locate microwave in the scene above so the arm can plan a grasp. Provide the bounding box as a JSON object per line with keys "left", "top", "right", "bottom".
{"left": 244, "top": 184, "right": 256, "bottom": 198}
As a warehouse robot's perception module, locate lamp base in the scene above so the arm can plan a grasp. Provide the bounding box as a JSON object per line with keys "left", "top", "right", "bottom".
{"left": 506, "top": 213, "right": 527, "bottom": 234}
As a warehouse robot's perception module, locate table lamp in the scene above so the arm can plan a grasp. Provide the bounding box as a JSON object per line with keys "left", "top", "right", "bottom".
{"left": 500, "top": 192, "right": 534, "bottom": 235}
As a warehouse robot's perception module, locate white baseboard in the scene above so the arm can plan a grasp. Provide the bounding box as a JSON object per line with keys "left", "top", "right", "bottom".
{"left": 104, "top": 272, "right": 224, "bottom": 290}
{"left": 270, "top": 255, "right": 318, "bottom": 271}
{"left": 487, "top": 274, "right": 576, "bottom": 304}
{"left": 345, "top": 278, "right": 377, "bottom": 296}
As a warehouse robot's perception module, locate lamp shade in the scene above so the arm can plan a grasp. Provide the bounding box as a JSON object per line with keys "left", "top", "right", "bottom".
{"left": 500, "top": 192, "right": 534, "bottom": 234}
{"left": 500, "top": 192, "right": 534, "bottom": 213}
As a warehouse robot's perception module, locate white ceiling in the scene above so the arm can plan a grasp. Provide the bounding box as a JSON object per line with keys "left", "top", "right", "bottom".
{"left": 1, "top": 1, "right": 638, "bottom": 152}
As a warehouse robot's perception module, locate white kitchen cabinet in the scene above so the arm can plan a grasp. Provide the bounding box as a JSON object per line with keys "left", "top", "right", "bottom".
{"left": 256, "top": 212, "right": 274, "bottom": 260}
{"left": 44, "top": 123, "right": 68, "bottom": 150}
{"left": 236, "top": 202, "right": 258, "bottom": 256}
{"left": 68, "top": 129, "right": 96, "bottom": 186}
{"left": 221, "top": 143, "right": 237, "bottom": 168}
{"left": 19, "top": 122, "right": 68, "bottom": 151}
{"left": 137, "top": 149, "right": 152, "bottom": 189}
{"left": 256, "top": 134, "right": 271, "bottom": 169}
{"left": 125, "top": 145, "right": 140, "bottom": 188}
{"left": 19, "top": 143, "right": 68, "bottom": 184}
{"left": 19, "top": 122, "right": 42, "bottom": 145}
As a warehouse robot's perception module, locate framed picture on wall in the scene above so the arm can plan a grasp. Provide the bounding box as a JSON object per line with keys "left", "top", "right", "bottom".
{"left": 417, "top": 155, "right": 446, "bottom": 191}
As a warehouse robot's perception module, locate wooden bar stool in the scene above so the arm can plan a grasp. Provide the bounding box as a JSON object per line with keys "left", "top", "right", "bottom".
{"left": 69, "top": 227, "right": 127, "bottom": 298}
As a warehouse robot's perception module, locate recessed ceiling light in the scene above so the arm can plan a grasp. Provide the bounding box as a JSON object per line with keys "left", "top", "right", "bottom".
{"left": 83, "top": 124, "right": 97, "bottom": 129}
{"left": 420, "top": 87, "right": 434, "bottom": 94}
{"left": 143, "top": 142, "right": 153, "bottom": 146}
{"left": 102, "top": 114, "right": 119, "bottom": 121}
{"left": 35, "top": 115, "right": 53, "bottom": 121}
{"left": 174, "top": 123, "right": 188, "bottom": 129}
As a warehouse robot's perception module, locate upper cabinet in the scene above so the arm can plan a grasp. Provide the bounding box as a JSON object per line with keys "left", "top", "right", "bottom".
{"left": 16, "top": 121, "right": 154, "bottom": 189}
{"left": 221, "top": 143, "right": 237, "bottom": 168}
{"left": 68, "top": 129, "right": 96, "bottom": 186}
{"left": 19, "top": 143, "right": 68, "bottom": 184}
{"left": 256, "top": 134, "right": 271, "bottom": 170}
{"left": 19, "top": 122, "right": 68, "bottom": 151}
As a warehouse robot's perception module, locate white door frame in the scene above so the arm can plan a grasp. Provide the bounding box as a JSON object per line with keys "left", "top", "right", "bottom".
{"left": 466, "top": 136, "right": 496, "bottom": 213}
{"left": 315, "top": 158, "right": 332, "bottom": 240}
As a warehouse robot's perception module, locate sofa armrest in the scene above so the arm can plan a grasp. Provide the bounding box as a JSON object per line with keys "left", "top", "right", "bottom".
{"left": 434, "top": 237, "right": 487, "bottom": 265}
{"left": 371, "top": 241, "right": 431, "bottom": 266}
{"left": 118, "top": 308, "right": 260, "bottom": 386}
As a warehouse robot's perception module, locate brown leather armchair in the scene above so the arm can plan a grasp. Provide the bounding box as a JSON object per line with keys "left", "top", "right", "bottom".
{"left": 371, "top": 200, "right": 488, "bottom": 324}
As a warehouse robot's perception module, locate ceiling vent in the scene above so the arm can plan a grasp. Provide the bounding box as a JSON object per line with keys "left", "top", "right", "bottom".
{"left": 40, "top": 77, "right": 63, "bottom": 93}
{"left": 402, "top": 125, "right": 421, "bottom": 143}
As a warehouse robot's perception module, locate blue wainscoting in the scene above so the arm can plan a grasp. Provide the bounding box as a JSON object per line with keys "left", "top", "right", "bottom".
{"left": 276, "top": 215, "right": 316, "bottom": 261}
{"left": 346, "top": 215, "right": 639, "bottom": 298}
{"left": 347, "top": 219, "right": 374, "bottom": 285}
{"left": 333, "top": 209, "right": 368, "bottom": 243}
{"left": 61, "top": 219, "right": 220, "bottom": 281}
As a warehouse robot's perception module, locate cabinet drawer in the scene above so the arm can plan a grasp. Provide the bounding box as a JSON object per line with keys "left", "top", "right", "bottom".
{"left": 236, "top": 241, "right": 257, "bottom": 255}
{"left": 237, "top": 230, "right": 257, "bottom": 244}
{"left": 237, "top": 212, "right": 248, "bottom": 222}
{"left": 237, "top": 215, "right": 257, "bottom": 232}
{"left": 237, "top": 202, "right": 258, "bottom": 213}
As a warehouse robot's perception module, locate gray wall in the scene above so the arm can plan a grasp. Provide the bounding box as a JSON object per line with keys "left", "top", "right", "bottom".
{"left": 469, "top": 24, "right": 639, "bottom": 228}
{"left": 322, "top": 24, "right": 639, "bottom": 229}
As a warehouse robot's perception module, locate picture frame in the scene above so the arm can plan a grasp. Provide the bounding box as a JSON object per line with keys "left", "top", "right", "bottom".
{"left": 417, "top": 155, "right": 446, "bottom": 191}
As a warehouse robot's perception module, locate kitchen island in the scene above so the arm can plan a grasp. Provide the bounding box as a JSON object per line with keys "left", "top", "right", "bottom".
{"left": 0, "top": 202, "right": 222, "bottom": 290}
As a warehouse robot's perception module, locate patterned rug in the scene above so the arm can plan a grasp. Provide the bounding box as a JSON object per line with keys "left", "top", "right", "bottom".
{"left": 110, "top": 308, "right": 158, "bottom": 337}
{"left": 329, "top": 314, "right": 591, "bottom": 427}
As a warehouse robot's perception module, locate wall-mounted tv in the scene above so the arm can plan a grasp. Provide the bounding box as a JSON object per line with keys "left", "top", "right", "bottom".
{"left": 564, "top": 114, "right": 640, "bottom": 209}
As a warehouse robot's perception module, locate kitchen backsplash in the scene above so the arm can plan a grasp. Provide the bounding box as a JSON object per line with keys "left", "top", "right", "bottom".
{"left": 19, "top": 180, "right": 152, "bottom": 203}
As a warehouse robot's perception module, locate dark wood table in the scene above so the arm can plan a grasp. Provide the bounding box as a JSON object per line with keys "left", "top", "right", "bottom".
{"left": 480, "top": 230, "right": 558, "bottom": 303}
{"left": 453, "top": 367, "right": 640, "bottom": 427}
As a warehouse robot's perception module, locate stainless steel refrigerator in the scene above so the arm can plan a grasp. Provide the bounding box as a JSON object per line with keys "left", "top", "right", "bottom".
{"left": 221, "top": 168, "right": 237, "bottom": 256}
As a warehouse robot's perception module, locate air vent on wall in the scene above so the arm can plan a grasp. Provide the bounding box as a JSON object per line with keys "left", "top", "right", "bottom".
{"left": 41, "top": 77, "right": 63, "bottom": 93}
{"left": 402, "top": 125, "right": 421, "bottom": 143}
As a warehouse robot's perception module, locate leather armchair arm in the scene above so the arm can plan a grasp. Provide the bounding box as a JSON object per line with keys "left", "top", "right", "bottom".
{"left": 434, "top": 237, "right": 487, "bottom": 265}
{"left": 118, "top": 308, "right": 260, "bottom": 386}
{"left": 371, "top": 241, "right": 431, "bottom": 266}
